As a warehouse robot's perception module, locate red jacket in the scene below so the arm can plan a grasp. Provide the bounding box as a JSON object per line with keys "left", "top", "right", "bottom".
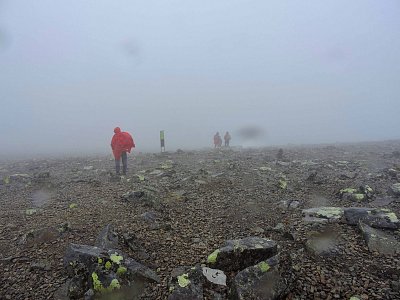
{"left": 111, "top": 127, "right": 135, "bottom": 159}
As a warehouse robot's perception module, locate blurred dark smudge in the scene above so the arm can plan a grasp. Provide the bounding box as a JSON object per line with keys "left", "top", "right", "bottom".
{"left": 236, "top": 126, "right": 266, "bottom": 141}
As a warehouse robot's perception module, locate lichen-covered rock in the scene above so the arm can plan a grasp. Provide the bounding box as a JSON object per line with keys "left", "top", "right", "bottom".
{"left": 64, "top": 244, "right": 105, "bottom": 269}
{"left": 168, "top": 266, "right": 204, "bottom": 300}
{"left": 95, "top": 224, "right": 119, "bottom": 250}
{"left": 207, "top": 237, "right": 277, "bottom": 272}
{"left": 302, "top": 207, "right": 344, "bottom": 223}
{"left": 358, "top": 222, "right": 400, "bottom": 255}
{"left": 232, "top": 256, "right": 288, "bottom": 300}
{"left": 390, "top": 183, "right": 400, "bottom": 196}
{"left": 344, "top": 208, "right": 399, "bottom": 229}
{"left": 305, "top": 236, "right": 340, "bottom": 257}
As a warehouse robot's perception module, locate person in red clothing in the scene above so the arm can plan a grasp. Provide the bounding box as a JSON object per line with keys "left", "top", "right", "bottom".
{"left": 111, "top": 127, "right": 135, "bottom": 175}
{"left": 213, "top": 132, "right": 222, "bottom": 148}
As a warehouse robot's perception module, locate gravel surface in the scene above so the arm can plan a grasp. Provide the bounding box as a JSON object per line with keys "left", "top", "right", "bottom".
{"left": 1, "top": 141, "right": 400, "bottom": 299}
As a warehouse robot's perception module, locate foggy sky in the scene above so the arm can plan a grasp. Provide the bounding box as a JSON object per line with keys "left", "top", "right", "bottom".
{"left": 0, "top": 0, "right": 399, "bottom": 156}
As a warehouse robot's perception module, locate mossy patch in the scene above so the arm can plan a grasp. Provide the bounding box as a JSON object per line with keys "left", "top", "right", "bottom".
{"left": 278, "top": 179, "right": 287, "bottom": 189}
{"left": 258, "top": 261, "right": 270, "bottom": 273}
{"left": 92, "top": 272, "right": 103, "bottom": 292}
{"left": 385, "top": 212, "right": 398, "bottom": 223}
{"left": 207, "top": 249, "right": 220, "bottom": 264}
{"left": 177, "top": 273, "right": 190, "bottom": 288}
{"left": 69, "top": 203, "right": 77, "bottom": 209}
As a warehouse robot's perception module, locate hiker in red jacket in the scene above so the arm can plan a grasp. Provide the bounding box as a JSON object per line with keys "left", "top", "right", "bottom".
{"left": 111, "top": 127, "right": 135, "bottom": 175}
{"left": 214, "top": 132, "right": 222, "bottom": 148}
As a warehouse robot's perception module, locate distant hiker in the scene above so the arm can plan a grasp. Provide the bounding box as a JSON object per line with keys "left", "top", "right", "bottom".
{"left": 214, "top": 132, "right": 222, "bottom": 148}
{"left": 111, "top": 127, "right": 135, "bottom": 175}
{"left": 224, "top": 131, "right": 231, "bottom": 147}
{"left": 277, "top": 148, "right": 284, "bottom": 160}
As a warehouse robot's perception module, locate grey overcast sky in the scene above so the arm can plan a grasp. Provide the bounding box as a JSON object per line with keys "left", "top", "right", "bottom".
{"left": 0, "top": 0, "right": 399, "bottom": 156}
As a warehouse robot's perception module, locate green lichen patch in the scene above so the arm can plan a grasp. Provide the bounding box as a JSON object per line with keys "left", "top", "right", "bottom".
{"left": 207, "top": 249, "right": 220, "bottom": 264}
{"left": 3, "top": 176, "right": 10, "bottom": 184}
{"left": 258, "top": 261, "right": 270, "bottom": 273}
{"left": 340, "top": 188, "right": 357, "bottom": 194}
{"left": 177, "top": 273, "right": 190, "bottom": 288}
{"left": 25, "top": 208, "right": 38, "bottom": 215}
{"left": 92, "top": 272, "right": 103, "bottom": 292}
{"left": 117, "top": 266, "right": 127, "bottom": 275}
{"left": 315, "top": 207, "right": 344, "bottom": 219}
{"left": 69, "top": 203, "right": 77, "bottom": 209}
{"left": 105, "top": 261, "right": 112, "bottom": 270}
{"left": 278, "top": 179, "right": 287, "bottom": 189}
{"left": 98, "top": 258, "right": 103, "bottom": 264}
{"left": 110, "top": 253, "right": 123, "bottom": 264}
{"left": 353, "top": 194, "right": 365, "bottom": 201}
{"left": 108, "top": 279, "right": 121, "bottom": 290}
{"left": 385, "top": 212, "right": 398, "bottom": 223}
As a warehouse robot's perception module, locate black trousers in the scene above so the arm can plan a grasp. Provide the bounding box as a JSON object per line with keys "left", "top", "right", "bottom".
{"left": 115, "top": 152, "right": 127, "bottom": 175}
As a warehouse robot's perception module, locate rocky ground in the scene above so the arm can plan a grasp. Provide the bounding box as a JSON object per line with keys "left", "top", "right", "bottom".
{"left": 1, "top": 140, "right": 400, "bottom": 300}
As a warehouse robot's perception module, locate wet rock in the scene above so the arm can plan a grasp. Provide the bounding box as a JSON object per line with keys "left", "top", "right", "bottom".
{"left": 202, "top": 267, "right": 226, "bottom": 286}
{"left": 390, "top": 183, "right": 400, "bottom": 196}
{"left": 303, "top": 207, "right": 344, "bottom": 223}
{"left": 359, "top": 222, "right": 400, "bottom": 255}
{"left": 207, "top": 237, "right": 278, "bottom": 272}
{"left": 95, "top": 224, "right": 119, "bottom": 250}
{"left": 168, "top": 266, "right": 204, "bottom": 300}
{"left": 232, "top": 256, "right": 288, "bottom": 300}
{"left": 305, "top": 236, "right": 340, "bottom": 257}
{"left": 19, "top": 224, "right": 68, "bottom": 245}
{"left": 344, "top": 208, "right": 399, "bottom": 229}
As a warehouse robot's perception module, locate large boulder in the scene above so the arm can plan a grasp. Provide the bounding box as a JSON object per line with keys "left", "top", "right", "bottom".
{"left": 95, "top": 224, "right": 119, "bottom": 250}
{"left": 168, "top": 266, "right": 204, "bottom": 300}
{"left": 207, "top": 237, "right": 277, "bottom": 272}
{"left": 305, "top": 236, "right": 340, "bottom": 257}
{"left": 232, "top": 256, "right": 288, "bottom": 300}
{"left": 344, "top": 208, "right": 399, "bottom": 229}
{"left": 359, "top": 222, "right": 400, "bottom": 255}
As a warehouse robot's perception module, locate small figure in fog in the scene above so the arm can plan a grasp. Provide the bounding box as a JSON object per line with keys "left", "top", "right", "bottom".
{"left": 277, "top": 148, "right": 284, "bottom": 160}
{"left": 214, "top": 132, "right": 222, "bottom": 148}
{"left": 224, "top": 131, "right": 231, "bottom": 147}
{"left": 111, "top": 127, "right": 135, "bottom": 175}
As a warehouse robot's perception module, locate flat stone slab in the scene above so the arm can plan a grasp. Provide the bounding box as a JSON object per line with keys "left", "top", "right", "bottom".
{"left": 302, "top": 207, "right": 344, "bottom": 223}
{"left": 344, "top": 208, "right": 399, "bottom": 229}
{"left": 207, "top": 237, "right": 278, "bottom": 272}
{"left": 232, "top": 256, "right": 288, "bottom": 300}
{"left": 359, "top": 222, "right": 400, "bottom": 255}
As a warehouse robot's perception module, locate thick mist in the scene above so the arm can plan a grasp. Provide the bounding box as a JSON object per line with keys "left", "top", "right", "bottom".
{"left": 0, "top": 0, "right": 399, "bottom": 157}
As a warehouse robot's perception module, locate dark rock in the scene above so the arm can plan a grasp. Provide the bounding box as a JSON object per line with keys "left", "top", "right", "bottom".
{"left": 207, "top": 237, "right": 278, "bottom": 272}
{"left": 124, "top": 257, "right": 160, "bottom": 283}
{"left": 232, "top": 256, "right": 288, "bottom": 300}
{"left": 53, "top": 282, "right": 70, "bottom": 300}
{"left": 344, "top": 208, "right": 399, "bottom": 229}
{"left": 19, "top": 224, "right": 68, "bottom": 245}
{"left": 168, "top": 266, "right": 204, "bottom": 300}
{"left": 369, "top": 197, "right": 395, "bottom": 207}
{"left": 64, "top": 244, "right": 104, "bottom": 269}
{"left": 358, "top": 222, "right": 400, "bottom": 255}
{"left": 67, "top": 276, "right": 88, "bottom": 299}
{"left": 95, "top": 224, "right": 119, "bottom": 250}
